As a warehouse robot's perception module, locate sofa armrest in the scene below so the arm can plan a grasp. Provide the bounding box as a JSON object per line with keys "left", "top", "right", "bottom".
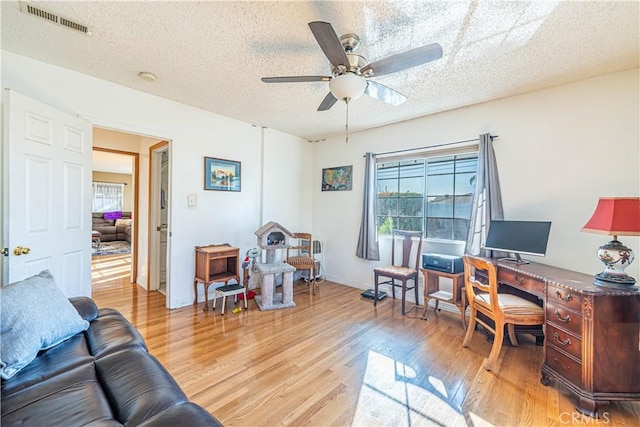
{"left": 139, "top": 402, "right": 223, "bottom": 426}
{"left": 69, "top": 297, "right": 99, "bottom": 322}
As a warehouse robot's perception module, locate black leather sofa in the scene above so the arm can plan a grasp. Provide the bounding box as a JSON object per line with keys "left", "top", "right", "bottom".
{"left": 1, "top": 297, "right": 222, "bottom": 426}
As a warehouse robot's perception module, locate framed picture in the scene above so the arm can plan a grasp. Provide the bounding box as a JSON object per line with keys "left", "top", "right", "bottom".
{"left": 204, "top": 157, "right": 241, "bottom": 192}
{"left": 322, "top": 165, "right": 353, "bottom": 191}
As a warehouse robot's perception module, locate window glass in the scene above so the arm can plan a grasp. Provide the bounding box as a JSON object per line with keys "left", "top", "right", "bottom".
{"left": 378, "top": 178, "right": 398, "bottom": 195}
{"left": 399, "top": 177, "right": 423, "bottom": 196}
{"left": 376, "top": 153, "right": 478, "bottom": 241}
{"left": 426, "top": 175, "right": 454, "bottom": 196}
{"left": 399, "top": 197, "right": 424, "bottom": 217}
{"left": 453, "top": 218, "right": 471, "bottom": 241}
{"left": 398, "top": 162, "right": 424, "bottom": 178}
{"left": 398, "top": 217, "right": 423, "bottom": 231}
{"left": 377, "top": 198, "right": 398, "bottom": 217}
{"left": 455, "top": 172, "right": 476, "bottom": 196}
{"left": 426, "top": 218, "right": 453, "bottom": 239}
{"left": 427, "top": 197, "right": 453, "bottom": 217}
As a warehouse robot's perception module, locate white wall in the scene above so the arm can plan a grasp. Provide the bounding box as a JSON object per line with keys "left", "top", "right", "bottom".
{"left": 262, "top": 128, "right": 313, "bottom": 231}
{"left": 258, "top": 128, "right": 314, "bottom": 266}
{"left": 3, "top": 50, "right": 637, "bottom": 307}
{"left": 313, "top": 68, "right": 640, "bottom": 299}
{"left": 1, "top": 50, "right": 310, "bottom": 308}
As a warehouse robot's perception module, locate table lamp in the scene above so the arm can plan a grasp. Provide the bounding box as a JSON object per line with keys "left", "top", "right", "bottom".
{"left": 581, "top": 197, "right": 640, "bottom": 288}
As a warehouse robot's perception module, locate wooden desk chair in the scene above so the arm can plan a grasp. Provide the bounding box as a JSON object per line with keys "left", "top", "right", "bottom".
{"left": 461, "top": 255, "right": 545, "bottom": 371}
{"left": 373, "top": 229, "right": 423, "bottom": 315}
{"left": 286, "top": 232, "right": 318, "bottom": 295}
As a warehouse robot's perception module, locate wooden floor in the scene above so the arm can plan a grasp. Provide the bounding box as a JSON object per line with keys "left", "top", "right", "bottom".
{"left": 91, "top": 258, "right": 640, "bottom": 426}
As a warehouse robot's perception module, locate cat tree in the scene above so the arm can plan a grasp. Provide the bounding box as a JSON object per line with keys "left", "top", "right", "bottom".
{"left": 253, "top": 221, "right": 296, "bottom": 310}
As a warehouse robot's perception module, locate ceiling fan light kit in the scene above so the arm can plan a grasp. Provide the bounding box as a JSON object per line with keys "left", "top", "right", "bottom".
{"left": 329, "top": 74, "right": 367, "bottom": 101}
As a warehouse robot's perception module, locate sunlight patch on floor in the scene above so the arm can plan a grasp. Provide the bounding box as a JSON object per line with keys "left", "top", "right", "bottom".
{"left": 352, "top": 350, "right": 469, "bottom": 426}
{"left": 351, "top": 350, "right": 497, "bottom": 426}
{"left": 91, "top": 265, "right": 130, "bottom": 282}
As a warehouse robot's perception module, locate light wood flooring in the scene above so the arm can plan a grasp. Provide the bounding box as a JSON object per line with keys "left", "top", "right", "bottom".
{"left": 91, "top": 259, "right": 640, "bottom": 426}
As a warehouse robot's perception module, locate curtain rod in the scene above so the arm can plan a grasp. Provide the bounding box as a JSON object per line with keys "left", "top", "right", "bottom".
{"left": 364, "top": 134, "right": 499, "bottom": 157}
{"left": 93, "top": 180, "right": 127, "bottom": 185}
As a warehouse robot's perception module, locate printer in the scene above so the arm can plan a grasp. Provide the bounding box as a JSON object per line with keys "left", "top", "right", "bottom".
{"left": 422, "top": 253, "right": 464, "bottom": 274}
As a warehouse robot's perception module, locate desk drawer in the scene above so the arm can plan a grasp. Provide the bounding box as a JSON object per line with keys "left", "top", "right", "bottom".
{"left": 546, "top": 345, "right": 582, "bottom": 387}
{"left": 498, "top": 269, "right": 544, "bottom": 296}
{"left": 546, "top": 301, "right": 582, "bottom": 337}
{"left": 547, "top": 284, "right": 582, "bottom": 312}
{"left": 546, "top": 324, "right": 581, "bottom": 360}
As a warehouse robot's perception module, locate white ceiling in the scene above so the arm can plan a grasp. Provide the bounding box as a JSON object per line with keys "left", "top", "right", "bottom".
{"left": 2, "top": 1, "right": 638, "bottom": 141}
{"left": 93, "top": 151, "right": 133, "bottom": 175}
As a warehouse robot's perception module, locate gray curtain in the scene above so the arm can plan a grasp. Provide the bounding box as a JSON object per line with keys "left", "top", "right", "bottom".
{"left": 356, "top": 152, "right": 380, "bottom": 260}
{"left": 465, "top": 133, "right": 504, "bottom": 256}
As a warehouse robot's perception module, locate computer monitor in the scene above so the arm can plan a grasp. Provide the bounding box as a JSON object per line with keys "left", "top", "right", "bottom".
{"left": 483, "top": 220, "right": 552, "bottom": 264}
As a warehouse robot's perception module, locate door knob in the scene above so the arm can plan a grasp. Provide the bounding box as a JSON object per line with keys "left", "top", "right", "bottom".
{"left": 13, "top": 246, "right": 30, "bottom": 256}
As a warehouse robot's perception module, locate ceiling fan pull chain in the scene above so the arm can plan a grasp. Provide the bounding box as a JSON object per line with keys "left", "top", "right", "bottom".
{"left": 345, "top": 99, "right": 349, "bottom": 143}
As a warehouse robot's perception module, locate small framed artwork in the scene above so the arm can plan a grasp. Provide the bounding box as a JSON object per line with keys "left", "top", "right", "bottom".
{"left": 322, "top": 165, "right": 353, "bottom": 191}
{"left": 204, "top": 157, "right": 241, "bottom": 192}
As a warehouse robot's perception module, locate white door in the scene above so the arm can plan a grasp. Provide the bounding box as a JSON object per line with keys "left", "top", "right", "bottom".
{"left": 2, "top": 89, "right": 93, "bottom": 296}
{"left": 148, "top": 143, "right": 169, "bottom": 295}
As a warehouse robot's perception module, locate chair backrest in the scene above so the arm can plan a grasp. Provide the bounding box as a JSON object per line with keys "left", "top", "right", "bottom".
{"left": 287, "top": 233, "right": 312, "bottom": 258}
{"left": 462, "top": 255, "right": 501, "bottom": 316}
{"left": 391, "top": 229, "right": 423, "bottom": 270}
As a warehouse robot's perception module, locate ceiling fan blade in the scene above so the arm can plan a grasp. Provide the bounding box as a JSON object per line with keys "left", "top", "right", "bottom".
{"left": 317, "top": 92, "right": 338, "bottom": 111}
{"left": 365, "top": 81, "right": 407, "bottom": 106}
{"left": 362, "top": 43, "right": 443, "bottom": 77}
{"left": 308, "top": 21, "right": 350, "bottom": 69}
{"left": 262, "top": 76, "right": 331, "bottom": 83}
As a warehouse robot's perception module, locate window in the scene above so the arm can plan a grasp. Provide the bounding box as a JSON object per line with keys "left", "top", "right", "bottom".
{"left": 376, "top": 153, "right": 478, "bottom": 241}
{"left": 92, "top": 182, "right": 124, "bottom": 212}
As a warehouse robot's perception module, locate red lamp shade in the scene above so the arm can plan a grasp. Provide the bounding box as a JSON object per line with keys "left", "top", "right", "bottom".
{"left": 582, "top": 197, "right": 640, "bottom": 236}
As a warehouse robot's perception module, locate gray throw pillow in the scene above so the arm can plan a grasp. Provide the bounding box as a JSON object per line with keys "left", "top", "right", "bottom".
{"left": 0, "top": 270, "right": 90, "bottom": 380}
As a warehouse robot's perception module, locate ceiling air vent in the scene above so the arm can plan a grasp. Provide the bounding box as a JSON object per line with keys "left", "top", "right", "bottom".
{"left": 24, "top": 4, "right": 57, "bottom": 23}
{"left": 59, "top": 17, "right": 89, "bottom": 34}
{"left": 20, "top": 1, "right": 92, "bottom": 35}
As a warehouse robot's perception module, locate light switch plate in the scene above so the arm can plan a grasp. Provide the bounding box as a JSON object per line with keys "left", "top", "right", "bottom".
{"left": 187, "top": 193, "right": 197, "bottom": 208}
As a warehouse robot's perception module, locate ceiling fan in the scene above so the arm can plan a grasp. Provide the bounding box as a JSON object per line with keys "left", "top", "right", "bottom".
{"left": 261, "top": 21, "right": 443, "bottom": 111}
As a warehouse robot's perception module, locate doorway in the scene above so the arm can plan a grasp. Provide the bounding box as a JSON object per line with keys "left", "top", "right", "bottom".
{"left": 90, "top": 127, "right": 166, "bottom": 301}
{"left": 91, "top": 146, "right": 138, "bottom": 290}
{"left": 148, "top": 141, "right": 170, "bottom": 296}
{"left": 2, "top": 90, "right": 171, "bottom": 299}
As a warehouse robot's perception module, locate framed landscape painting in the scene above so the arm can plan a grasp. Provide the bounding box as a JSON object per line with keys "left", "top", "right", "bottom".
{"left": 322, "top": 165, "right": 353, "bottom": 191}
{"left": 204, "top": 157, "right": 241, "bottom": 192}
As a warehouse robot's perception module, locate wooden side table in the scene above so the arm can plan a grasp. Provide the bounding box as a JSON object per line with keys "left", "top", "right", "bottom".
{"left": 420, "top": 268, "right": 466, "bottom": 329}
{"left": 194, "top": 244, "right": 240, "bottom": 311}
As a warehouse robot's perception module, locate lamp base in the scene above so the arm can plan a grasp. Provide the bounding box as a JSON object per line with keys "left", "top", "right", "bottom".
{"left": 593, "top": 271, "right": 637, "bottom": 289}
{"left": 593, "top": 239, "right": 636, "bottom": 289}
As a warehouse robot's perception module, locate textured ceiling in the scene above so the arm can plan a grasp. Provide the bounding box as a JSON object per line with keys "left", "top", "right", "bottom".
{"left": 2, "top": 1, "right": 638, "bottom": 141}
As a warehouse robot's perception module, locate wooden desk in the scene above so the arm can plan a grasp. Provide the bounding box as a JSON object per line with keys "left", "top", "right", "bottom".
{"left": 485, "top": 258, "right": 640, "bottom": 417}
{"left": 193, "top": 244, "right": 240, "bottom": 311}
{"left": 420, "top": 268, "right": 466, "bottom": 329}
